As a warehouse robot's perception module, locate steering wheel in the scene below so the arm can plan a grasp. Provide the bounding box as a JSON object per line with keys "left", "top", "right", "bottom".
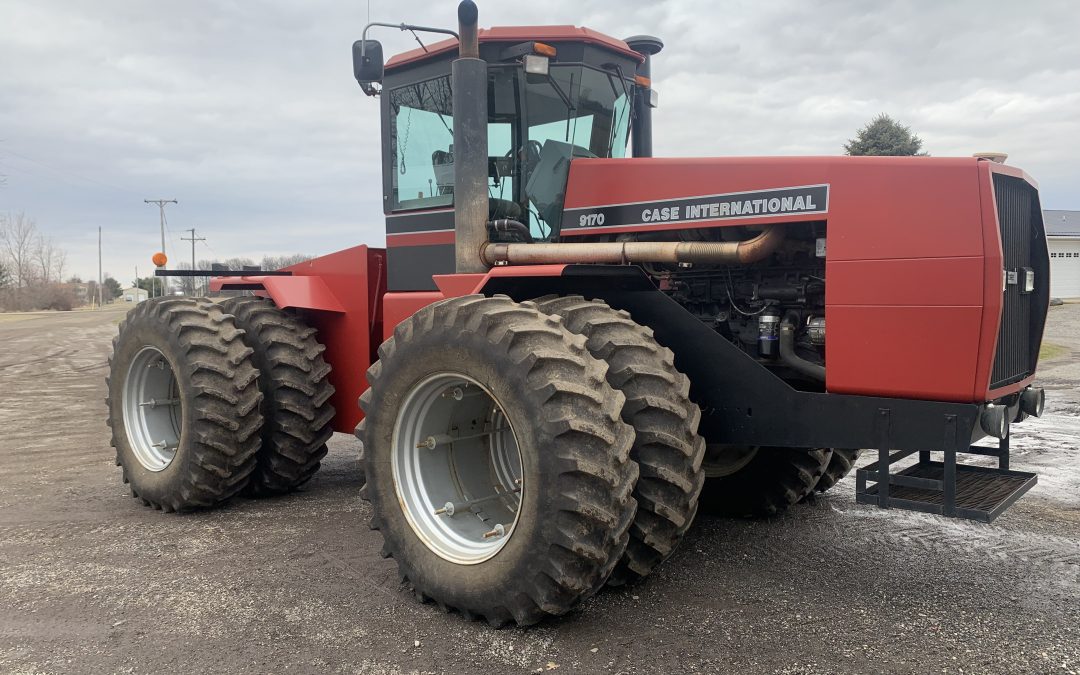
{"left": 506, "top": 141, "right": 544, "bottom": 176}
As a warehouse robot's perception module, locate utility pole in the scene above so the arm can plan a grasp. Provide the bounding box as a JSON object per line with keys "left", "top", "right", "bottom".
{"left": 145, "top": 199, "right": 177, "bottom": 297}
{"left": 180, "top": 228, "right": 206, "bottom": 296}
{"left": 97, "top": 226, "right": 103, "bottom": 308}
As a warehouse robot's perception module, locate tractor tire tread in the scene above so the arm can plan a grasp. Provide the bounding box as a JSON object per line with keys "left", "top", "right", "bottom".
{"left": 359, "top": 295, "right": 638, "bottom": 626}
{"left": 107, "top": 297, "right": 262, "bottom": 512}
{"left": 534, "top": 295, "right": 705, "bottom": 586}
{"left": 220, "top": 297, "right": 335, "bottom": 497}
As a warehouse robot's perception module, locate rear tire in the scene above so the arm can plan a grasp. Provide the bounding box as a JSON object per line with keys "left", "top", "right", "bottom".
{"left": 220, "top": 297, "right": 335, "bottom": 496}
{"left": 106, "top": 297, "right": 263, "bottom": 512}
{"left": 534, "top": 295, "right": 705, "bottom": 586}
{"left": 358, "top": 295, "right": 638, "bottom": 626}
{"left": 700, "top": 446, "right": 832, "bottom": 517}
{"left": 814, "top": 449, "right": 860, "bottom": 493}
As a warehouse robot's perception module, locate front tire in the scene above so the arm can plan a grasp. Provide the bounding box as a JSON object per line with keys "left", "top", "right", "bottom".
{"left": 814, "top": 449, "right": 860, "bottom": 493}
{"left": 700, "top": 446, "right": 832, "bottom": 517}
{"left": 358, "top": 296, "right": 638, "bottom": 626}
{"left": 106, "top": 297, "right": 263, "bottom": 512}
{"left": 534, "top": 295, "right": 705, "bottom": 586}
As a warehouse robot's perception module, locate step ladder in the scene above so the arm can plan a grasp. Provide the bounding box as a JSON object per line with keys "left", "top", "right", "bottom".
{"left": 854, "top": 411, "right": 1037, "bottom": 523}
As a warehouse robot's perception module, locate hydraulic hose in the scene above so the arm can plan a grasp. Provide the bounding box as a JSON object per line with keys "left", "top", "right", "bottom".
{"left": 778, "top": 315, "right": 825, "bottom": 382}
{"left": 488, "top": 219, "right": 533, "bottom": 243}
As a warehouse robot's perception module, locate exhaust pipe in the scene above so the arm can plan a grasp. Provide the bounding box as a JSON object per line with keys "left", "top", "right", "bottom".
{"left": 481, "top": 225, "right": 786, "bottom": 266}
{"left": 452, "top": 0, "right": 489, "bottom": 273}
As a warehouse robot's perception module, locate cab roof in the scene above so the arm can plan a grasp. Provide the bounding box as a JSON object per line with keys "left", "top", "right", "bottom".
{"left": 384, "top": 25, "right": 644, "bottom": 71}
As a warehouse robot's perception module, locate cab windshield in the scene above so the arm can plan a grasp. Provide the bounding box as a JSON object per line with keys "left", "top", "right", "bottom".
{"left": 525, "top": 64, "right": 632, "bottom": 160}
{"left": 519, "top": 65, "right": 631, "bottom": 238}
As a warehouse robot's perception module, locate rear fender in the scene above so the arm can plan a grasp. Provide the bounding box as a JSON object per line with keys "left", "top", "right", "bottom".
{"left": 209, "top": 245, "right": 386, "bottom": 434}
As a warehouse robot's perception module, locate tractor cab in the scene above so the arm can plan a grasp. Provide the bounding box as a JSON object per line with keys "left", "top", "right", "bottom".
{"left": 354, "top": 26, "right": 657, "bottom": 288}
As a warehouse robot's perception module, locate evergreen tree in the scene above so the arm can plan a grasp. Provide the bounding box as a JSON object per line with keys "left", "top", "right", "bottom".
{"left": 845, "top": 114, "right": 927, "bottom": 156}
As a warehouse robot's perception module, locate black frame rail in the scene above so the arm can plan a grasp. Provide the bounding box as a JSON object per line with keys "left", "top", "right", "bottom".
{"left": 855, "top": 410, "right": 1038, "bottom": 523}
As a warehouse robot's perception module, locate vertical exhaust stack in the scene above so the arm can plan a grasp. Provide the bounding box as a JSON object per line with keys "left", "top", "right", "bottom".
{"left": 453, "top": 0, "right": 489, "bottom": 273}
{"left": 625, "top": 35, "right": 663, "bottom": 158}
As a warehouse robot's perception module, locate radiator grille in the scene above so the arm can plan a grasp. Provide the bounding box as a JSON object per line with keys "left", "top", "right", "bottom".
{"left": 990, "top": 173, "right": 1046, "bottom": 390}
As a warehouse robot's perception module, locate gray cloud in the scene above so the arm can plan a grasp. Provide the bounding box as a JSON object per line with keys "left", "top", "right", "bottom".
{"left": 1, "top": 0, "right": 1078, "bottom": 282}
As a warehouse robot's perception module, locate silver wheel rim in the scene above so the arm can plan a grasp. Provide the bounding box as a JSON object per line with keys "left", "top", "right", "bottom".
{"left": 123, "top": 346, "right": 182, "bottom": 472}
{"left": 703, "top": 444, "right": 759, "bottom": 478}
{"left": 392, "top": 372, "right": 524, "bottom": 565}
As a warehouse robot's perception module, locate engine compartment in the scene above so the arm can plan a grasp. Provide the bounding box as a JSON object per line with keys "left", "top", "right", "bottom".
{"left": 623, "top": 222, "right": 828, "bottom": 388}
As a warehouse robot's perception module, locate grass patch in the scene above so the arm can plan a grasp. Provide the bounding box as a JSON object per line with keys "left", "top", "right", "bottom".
{"left": 0, "top": 314, "right": 41, "bottom": 324}
{"left": 1039, "top": 342, "right": 1069, "bottom": 361}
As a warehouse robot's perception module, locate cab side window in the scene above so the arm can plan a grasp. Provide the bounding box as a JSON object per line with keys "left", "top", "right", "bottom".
{"left": 390, "top": 77, "right": 454, "bottom": 210}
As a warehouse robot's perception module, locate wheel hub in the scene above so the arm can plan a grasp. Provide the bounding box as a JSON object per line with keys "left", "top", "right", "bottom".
{"left": 702, "top": 444, "right": 759, "bottom": 478}
{"left": 122, "top": 346, "right": 182, "bottom": 472}
{"left": 392, "top": 373, "right": 523, "bottom": 565}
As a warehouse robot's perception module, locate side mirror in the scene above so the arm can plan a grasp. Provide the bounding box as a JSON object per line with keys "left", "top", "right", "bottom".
{"left": 352, "top": 40, "right": 384, "bottom": 85}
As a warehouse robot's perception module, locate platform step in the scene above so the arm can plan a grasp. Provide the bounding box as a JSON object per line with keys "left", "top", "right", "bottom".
{"left": 857, "top": 460, "right": 1037, "bottom": 523}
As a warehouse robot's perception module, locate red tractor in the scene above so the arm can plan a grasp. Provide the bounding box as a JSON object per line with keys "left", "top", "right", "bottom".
{"left": 107, "top": 1, "right": 1050, "bottom": 626}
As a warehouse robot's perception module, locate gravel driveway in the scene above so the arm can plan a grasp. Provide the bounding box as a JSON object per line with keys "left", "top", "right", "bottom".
{"left": 0, "top": 303, "right": 1077, "bottom": 674}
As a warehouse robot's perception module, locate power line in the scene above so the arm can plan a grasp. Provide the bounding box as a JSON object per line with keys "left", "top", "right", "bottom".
{"left": 181, "top": 228, "right": 206, "bottom": 296}
{"left": 1, "top": 145, "right": 140, "bottom": 197}
{"left": 98, "top": 226, "right": 103, "bottom": 308}
{"left": 144, "top": 199, "right": 177, "bottom": 297}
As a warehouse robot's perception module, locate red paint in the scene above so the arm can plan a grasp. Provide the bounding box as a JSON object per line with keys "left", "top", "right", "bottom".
{"left": 383, "top": 265, "right": 570, "bottom": 340}
{"left": 211, "top": 246, "right": 386, "bottom": 434}
{"left": 218, "top": 153, "right": 1039, "bottom": 418}
{"left": 382, "top": 292, "right": 445, "bottom": 342}
{"left": 385, "top": 26, "right": 643, "bottom": 71}
{"left": 386, "top": 230, "right": 455, "bottom": 247}
{"left": 208, "top": 275, "right": 346, "bottom": 313}
{"left": 827, "top": 257, "right": 984, "bottom": 307}
{"left": 433, "top": 274, "right": 486, "bottom": 297}
{"left": 484, "top": 264, "right": 569, "bottom": 282}
{"left": 564, "top": 156, "right": 1036, "bottom": 402}
{"left": 828, "top": 306, "right": 984, "bottom": 401}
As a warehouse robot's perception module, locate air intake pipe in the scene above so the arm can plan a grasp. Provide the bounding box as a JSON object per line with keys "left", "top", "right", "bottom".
{"left": 481, "top": 225, "right": 786, "bottom": 266}
{"left": 452, "top": 0, "right": 489, "bottom": 273}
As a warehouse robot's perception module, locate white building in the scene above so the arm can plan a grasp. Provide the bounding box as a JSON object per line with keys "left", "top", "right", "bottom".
{"left": 1045, "top": 210, "right": 1080, "bottom": 299}
{"left": 121, "top": 287, "right": 149, "bottom": 304}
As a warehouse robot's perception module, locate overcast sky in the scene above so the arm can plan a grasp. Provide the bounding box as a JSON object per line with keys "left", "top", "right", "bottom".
{"left": 2, "top": 0, "right": 1079, "bottom": 283}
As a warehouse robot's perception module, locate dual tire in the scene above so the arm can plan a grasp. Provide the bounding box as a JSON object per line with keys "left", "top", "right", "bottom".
{"left": 107, "top": 297, "right": 334, "bottom": 511}
{"left": 700, "top": 445, "right": 861, "bottom": 516}
{"left": 358, "top": 295, "right": 706, "bottom": 625}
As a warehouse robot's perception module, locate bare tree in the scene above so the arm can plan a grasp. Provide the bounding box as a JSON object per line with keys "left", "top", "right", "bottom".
{"left": 175, "top": 262, "right": 201, "bottom": 296}
{"left": 0, "top": 212, "right": 39, "bottom": 291}
{"left": 260, "top": 254, "right": 312, "bottom": 270}
{"left": 35, "top": 235, "right": 56, "bottom": 284}
{"left": 53, "top": 248, "right": 67, "bottom": 284}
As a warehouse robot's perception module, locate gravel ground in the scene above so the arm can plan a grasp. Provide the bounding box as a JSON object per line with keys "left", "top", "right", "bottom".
{"left": 0, "top": 303, "right": 1077, "bottom": 674}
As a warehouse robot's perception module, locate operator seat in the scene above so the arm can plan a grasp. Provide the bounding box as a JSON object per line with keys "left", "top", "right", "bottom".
{"left": 431, "top": 149, "right": 522, "bottom": 220}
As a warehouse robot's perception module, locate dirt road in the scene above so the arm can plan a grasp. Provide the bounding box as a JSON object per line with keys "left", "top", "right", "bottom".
{"left": 1, "top": 304, "right": 1078, "bottom": 674}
